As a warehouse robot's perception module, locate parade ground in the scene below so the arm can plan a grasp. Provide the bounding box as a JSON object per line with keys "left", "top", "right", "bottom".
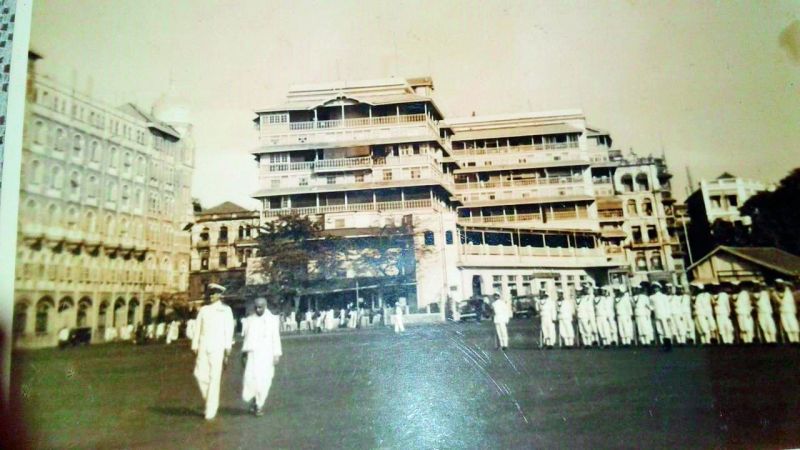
{"left": 11, "top": 321, "right": 800, "bottom": 449}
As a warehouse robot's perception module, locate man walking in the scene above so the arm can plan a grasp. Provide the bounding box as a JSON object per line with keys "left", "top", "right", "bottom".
{"left": 241, "top": 297, "right": 282, "bottom": 417}
{"left": 491, "top": 293, "right": 512, "bottom": 350}
{"left": 192, "top": 283, "right": 235, "bottom": 421}
{"left": 393, "top": 302, "right": 405, "bottom": 333}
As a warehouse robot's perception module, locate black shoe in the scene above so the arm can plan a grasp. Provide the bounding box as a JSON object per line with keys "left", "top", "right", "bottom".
{"left": 502, "top": 347, "right": 508, "bottom": 351}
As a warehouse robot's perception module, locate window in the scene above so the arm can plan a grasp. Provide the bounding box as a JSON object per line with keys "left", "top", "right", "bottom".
{"left": 73, "top": 134, "right": 83, "bottom": 159}
{"left": 650, "top": 253, "right": 664, "bottom": 271}
{"left": 69, "top": 171, "right": 80, "bottom": 194}
{"left": 424, "top": 231, "right": 435, "bottom": 246}
{"left": 445, "top": 230, "right": 453, "bottom": 245}
{"left": 647, "top": 226, "right": 658, "bottom": 242}
{"left": 631, "top": 226, "right": 642, "bottom": 244}
{"left": 219, "top": 226, "right": 228, "bottom": 243}
{"left": 355, "top": 173, "right": 364, "bottom": 183}
{"left": 636, "top": 173, "right": 650, "bottom": 191}
{"left": 635, "top": 252, "right": 648, "bottom": 271}
{"left": 50, "top": 166, "right": 63, "bottom": 189}
{"left": 14, "top": 303, "right": 27, "bottom": 336}
{"left": 266, "top": 113, "right": 288, "bottom": 124}
{"left": 200, "top": 227, "right": 210, "bottom": 241}
{"left": 35, "top": 300, "right": 52, "bottom": 334}
{"left": 710, "top": 196, "right": 721, "bottom": 208}
{"left": 107, "top": 181, "right": 117, "bottom": 202}
{"left": 219, "top": 252, "right": 228, "bottom": 268}
{"left": 121, "top": 185, "right": 130, "bottom": 207}
{"left": 201, "top": 254, "right": 209, "bottom": 270}
{"left": 626, "top": 199, "right": 638, "bottom": 216}
{"left": 643, "top": 199, "right": 653, "bottom": 216}
{"left": 29, "top": 160, "right": 42, "bottom": 184}
{"left": 383, "top": 170, "right": 393, "bottom": 181}
{"left": 91, "top": 141, "right": 101, "bottom": 162}
{"left": 728, "top": 195, "right": 738, "bottom": 208}
{"left": 410, "top": 168, "right": 420, "bottom": 179}
{"left": 620, "top": 174, "right": 634, "bottom": 193}
{"left": 87, "top": 176, "right": 97, "bottom": 198}
{"left": 109, "top": 147, "right": 118, "bottom": 168}
{"left": 326, "top": 175, "right": 336, "bottom": 185}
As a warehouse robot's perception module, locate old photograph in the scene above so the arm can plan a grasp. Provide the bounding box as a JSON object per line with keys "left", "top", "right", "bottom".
{"left": 3, "top": 0, "right": 800, "bottom": 448}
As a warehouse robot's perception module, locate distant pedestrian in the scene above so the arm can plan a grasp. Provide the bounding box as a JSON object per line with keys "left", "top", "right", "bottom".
{"left": 394, "top": 303, "right": 405, "bottom": 333}
{"left": 614, "top": 285, "right": 634, "bottom": 346}
{"left": 491, "top": 293, "right": 511, "bottom": 350}
{"left": 241, "top": 297, "right": 282, "bottom": 417}
{"left": 538, "top": 291, "right": 557, "bottom": 348}
{"left": 191, "top": 283, "right": 235, "bottom": 421}
{"left": 692, "top": 283, "right": 716, "bottom": 345}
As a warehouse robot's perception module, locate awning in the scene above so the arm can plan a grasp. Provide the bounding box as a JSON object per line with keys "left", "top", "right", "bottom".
{"left": 596, "top": 197, "right": 623, "bottom": 209}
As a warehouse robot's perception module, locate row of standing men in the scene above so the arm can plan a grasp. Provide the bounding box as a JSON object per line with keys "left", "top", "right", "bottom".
{"left": 526, "top": 278, "right": 798, "bottom": 348}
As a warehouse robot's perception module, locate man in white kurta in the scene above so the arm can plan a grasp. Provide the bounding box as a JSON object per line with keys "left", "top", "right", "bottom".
{"left": 754, "top": 282, "right": 777, "bottom": 343}
{"left": 492, "top": 294, "right": 512, "bottom": 350}
{"left": 241, "top": 298, "right": 282, "bottom": 416}
{"left": 774, "top": 279, "right": 799, "bottom": 343}
{"left": 192, "top": 284, "right": 235, "bottom": 420}
{"left": 166, "top": 320, "right": 180, "bottom": 344}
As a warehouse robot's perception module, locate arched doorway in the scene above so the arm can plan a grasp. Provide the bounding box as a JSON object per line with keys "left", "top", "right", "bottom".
{"left": 57, "top": 297, "right": 75, "bottom": 330}
{"left": 143, "top": 303, "right": 154, "bottom": 326}
{"left": 77, "top": 297, "right": 92, "bottom": 328}
{"left": 14, "top": 300, "right": 30, "bottom": 337}
{"left": 113, "top": 298, "right": 126, "bottom": 327}
{"left": 97, "top": 301, "right": 109, "bottom": 333}
{"left": 127, "top": 299, "right": 139, "bottom": 326}
{"left": 35, "top": 297, "right": 55, "bottom": 335}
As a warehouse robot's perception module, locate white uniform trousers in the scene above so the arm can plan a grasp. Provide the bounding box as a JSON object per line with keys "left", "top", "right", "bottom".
{"left": 716, "top": 315, "right": 735, "bottom": 344}
{"left": 695, "top": 315, "right": 715, "bottom": 344}
{"left": 495, "top": 322, "right": 509, "bottom": 348}
{"left": 617, "top": 315, "right": 633, "bottom": 345}
{"left": 394, "top": 315, "right": 405, "bottom": 333}
{"left": 559, "top": 318, "right": 574, "bottom": 346}
{"left": 635, "top": 314, "right": 654, "bottom": 344}
{"left": 578, "top": 315, "right": 597, "bottom": 345}
{"left": 654, "top": 317, "right": 675, "bottom": 344}
{"left": 194, "top": 349, "right": 225, "bottom": 420}
{"left": 242, "top": 351, "right": 275, "bottom": 409}
{"left": 606, "top": 316, "right": 619, "bottom": 344}
{"left": 737, "top": 314, "right": 754, "bottom": 343}
{"left": 595, "top": 315, "right": 611, "bottom": 346}
{"left": 541, "top": 317, "right": 556, "bottom": 345}
{"left": 672, "top": 314, "right": 687, "bottom": 344}
{"left": 757, "top": 313, "right": 777, "bottom": 343}
{"left": 780, "top": 313, "right": 799, "bottom": 342}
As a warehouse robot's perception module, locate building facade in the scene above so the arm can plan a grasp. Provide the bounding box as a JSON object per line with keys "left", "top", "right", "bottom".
{"left": 189, "top": 201, "right": 259, "bottom": 314}
{"left": 249, "top": 76, "right": 684, "bottom": 309}
{"left": 12, "top": 55, "right": 195, "bottom": 347}
{"left": 686, "top": 173, "right": 767, "bottom": 260}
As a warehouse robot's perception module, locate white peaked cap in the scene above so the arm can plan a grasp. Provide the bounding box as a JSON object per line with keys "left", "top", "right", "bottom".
{"left": 208, "top": 283, "right": 226, "bottom": 293}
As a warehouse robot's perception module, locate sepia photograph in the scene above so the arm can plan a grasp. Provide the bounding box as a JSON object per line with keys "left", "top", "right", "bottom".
{"left": 2, "top": 0, "right": 800, "bottom": 448}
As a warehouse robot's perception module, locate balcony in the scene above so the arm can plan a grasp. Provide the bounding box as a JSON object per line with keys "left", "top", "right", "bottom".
{"left": 261, "top": 154, "right": 444, "bottom": 175}
{"left": 259, "top": 113, "right": 447, "bottom": 149}
{"left": 457, "top": 244, "right": 624, "bottom": 268}
{"left": 452, "top": 141, "right": 579, "bottom": 156}
{"left": 453, "top": 184, "right": 593, "bottom": 207}
{"left": 457, "top": 209, "right": 590, "bottom": 226}
{"left": 262, "top": 198, "right": 442, "bottom": 218}
{"left": 453, "top": 175, "right": 585, "bottom": 191}
{"left": 598, "top": 210, "right": 625, "bottom": 222}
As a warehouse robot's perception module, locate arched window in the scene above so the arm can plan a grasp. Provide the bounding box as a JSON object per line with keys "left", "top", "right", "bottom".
{"left": 620, "top": 174, "right": 634, "bottom": 193}
{"left": 134, "top": 188, "right": 142, "bottom": 209}
{"left": 121, "top": 184, "right": 130, "bottom": 207}
{"left": 642, "top": 199, "right": 653, "bottom": 216}
{"left": 29, "top": 160, "right": 43, "bottom": 185}
{"left": 200, "top": 227, "right": 210, "bottom": 242}
{"left": 109, "top": 146, "right": 118, "bottom": 168}
{"left": 238, "top": 225, "right": 245, "bottom": 240}
{"left": 77, "top": 298, "right": 92, "bottom": 328}
{"left": 47, "top": 204, "right": 60, "bottom": 223}
{"left": 107, "top": 180, "right": 117, "bottom": 202}
{"left": 33, "top": 120, "right": 46, "bottom": 144}
{"left": 127, "top": 299, "right": 139, "bottom": 325}
{"left": 219, "top": 226, "right": 228, "bottom": 243}
{"left": 98, "top": 302, "right": 109, "bottom": 330}
{"left": 35, "top": 297, "right": 54, "bottom": 334}
{"left": 13, "top": 301, "right": 29, "bottom": 336}
{"left": 635, "top": 252, "right": 648, "bottom": 271}
{"left": 105, "top": 214, "right": 115, "bottom": 237}
{"left": 23, "top": 199, "right": 37, "bottom": 221}
{"left": 55, "top": 128, "right": 67, "bottom": 151}
{"left": 113, "top": 298, "right": 126, "bottom": 326}
{"left": 50, "top": 165, "right": 63, "bottom": 189}
{"left": 84, "top": 211, "right": 96, "bottom": 233}
{"left": 650, "top": 254, "right": 663, "bottom": 271}
{"left": 90, "top": 141, "right": 101, "bottom": 162}
{"left": 636, "top": 173, "right": 650, "bottom": 191}
{"left": 88, "top": 175, "right": 98, "bottom": 198}
{"left": 626, "top": 199, "right": 638, "bottom": 216}
{"left": 73, "top": 134, "right": 84, "bottom": 160}
{"left": 137, "top": 155, "right": 145, "bottom": 176}
{"left": 70, "top": 171, "right": 80, "bottom": 194}
{"left": 66, "top": 207, "right": 79, "bottom": 229}
{"left": 123, "top": 151, "right": 132, "bottom": 174}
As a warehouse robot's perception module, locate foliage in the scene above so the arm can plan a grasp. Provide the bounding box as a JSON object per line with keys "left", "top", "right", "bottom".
{"left": 740, "top": 168, "right": 800, "bottom": 255}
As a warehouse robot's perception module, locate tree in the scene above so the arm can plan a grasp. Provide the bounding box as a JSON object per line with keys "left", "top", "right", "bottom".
{"left": 740, "top": 168, "right": 800, "bottom": 255}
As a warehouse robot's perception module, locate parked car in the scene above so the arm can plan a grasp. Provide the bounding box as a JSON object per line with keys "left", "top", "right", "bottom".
{"left": 456, "top": 296, "right": 489, "bottom": 322}
{"left": 512, "top": 295, "right": 535, "bottom": 318}
{"left": 58, "top": 327, "right": 92, "bottom": 348}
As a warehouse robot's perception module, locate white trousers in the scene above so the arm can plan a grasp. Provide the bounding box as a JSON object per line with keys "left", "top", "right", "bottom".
{"left": 194, "top": 349, "right": 225, "bottom": 420}
{"left": 781, "top": 313, "right": 799, "bottom": 342}
{"left": 559, "top": 318, "right": 574, "bottom": 346}
{"left": 394, "top": 316, "right": 405, "bottom": 333}
{"left": 757, "top": 313, "right": 777, "bottom": 343}
{"left": 578, "top": 315, "right": 597, "bottom": 345}
{"left": 635, "top": 315, "right": 654, "bottom": 344}
{"left": 495, "top": 322, "right": 509, "bottom": 348}
{"left": 617, "top": 316, "right": 633, "bottom": 345}
{"left": 655, "top": 317, "right": 675, "bottom": 343}
{"left": 242, "top": 351, "right": 275, "bottom": 409}
{"left": 738, "top": 314, "right": 754, "bottom": 343}
{"left": 672, "top": 314, "right": 686, "bottom": 344}
{"left": 716, "top": 315, "right": 735, "bottom": 344}
{"left": 596, "top": 315, "right": 611, "bottom": 345}
{"left": 695, "top": 315, "right": 716, "bottom": 344}
{"left": 541, "top": 317, "right": 556, "bottom": 345}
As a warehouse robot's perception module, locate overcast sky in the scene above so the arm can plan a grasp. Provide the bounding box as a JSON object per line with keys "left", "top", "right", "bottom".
{"left": 30, "top": 0, "right": 800, "bottom": 209}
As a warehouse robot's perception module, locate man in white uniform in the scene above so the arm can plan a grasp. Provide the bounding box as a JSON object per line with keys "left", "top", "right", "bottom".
{"left": 393, "top": 302, "right": 405, "bottom": 333}
{"left": 667, "top": 284, "right": 686, "bottom": 345}
{"left": 575, "top": 284, "right": 598, "bottom": 347}
{"left": 593, "top": 287, "right": 610, "bottom": 347}
{"left": 241, "top": 297, "right": 282, "bottom": 416}
{"left": 753, "top": 281, "right": 777, "bottom": 343}
{"left": 557, "top": 293, "right": 575, "bottom": 347}
{"left": 166, "top": 320, "right": 180, "bottom": 344}
{"left": 734, "top": 282, "right": 755, "bottom": 344}
{"left": 186, "top": 318, "right": 197, "bottom": 340}
{"left": 713, "top": 284, "right": 735, "bottom": 344}
{"left": 633, "top": 285, "right": 654, "bottom": 345}
{"left": 192, "top": 283, "right": 235, "bottom": 420}
{"left": 491, "top": 293, "right": 512, "bottom": 350}
{"left": 614, "top": 285, "right": 634, "bottom": 346}
{"left": 692, "top": 283, "right": 716, "bottom": 345}
{"left": 774, "top": 279, "right": 799, "bottom": 343}
{"left": 679, "top": 286, "right": 696, "bottom": 344}
{"left": 650, "top": 282, "right": 674, "bottom": 349}
{"left": 538, "top": 291, "right": 557, "bottom": 348}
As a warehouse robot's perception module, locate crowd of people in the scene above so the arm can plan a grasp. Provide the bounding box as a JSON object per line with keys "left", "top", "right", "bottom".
{"left": 500, "top": 278, "right": 798, "bottom": 350}
{"left": 276, "top": 302, "right": 408, "bottom": 334}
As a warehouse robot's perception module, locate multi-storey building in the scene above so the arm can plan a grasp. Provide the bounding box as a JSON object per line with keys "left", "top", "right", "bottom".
{"left": 686, "top": 173, "right": 767, "bottom": 260}
{"left": 447, "top": 112, "right": 627, "bottom": 300}
{"left": 250, "top": 77, "right": 459, "bottom": 310}
{"left": 0, "top": 1, "right": 18, "bottom": 197}
{"left": 189, "top": 201, "right": 259, "bottom": 315}
{"left": 592, "top": 153, "right": 683, "bottom": 285}
{"left": 249, "top": 75, "right": 686, "bottom": 309}
{"left": 12, "top": 54, "right": 195, "bottom": 347}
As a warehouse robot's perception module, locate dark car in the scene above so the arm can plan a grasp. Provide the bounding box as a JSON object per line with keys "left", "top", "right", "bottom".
{"left": 512, "top": 295, "right": 535, "bottom": 318}
{"left": 456, "top": 296, "right": 488, "bottom": 322}
{"left": 58, "top": 328, "right": 92, "bottom": 348}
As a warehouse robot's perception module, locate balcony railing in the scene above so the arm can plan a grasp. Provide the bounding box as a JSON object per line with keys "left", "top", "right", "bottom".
{"left": 262, "top": 198, "right": 441, "bottom": 218}
{"left": 452, "top": 141, "right": 579, "bottom": 156}
{"left": 460, "top": 243, "right": 604, "bottom": 258}
{"left": 259, "top": 113, "right": 446, "bottom": 147}
{"left": 598, "top": 210, "right": 625, "bottom": 220}
{"left": 455, "top": 185, "right": 593, "bottom": 204}
{"left": 454, "top": 175, "right": 584, "bottom": 191}
{"left": 262, "top": 154, "right": 443, "bottom": 174}
{"left": 457, "top": 209, "right": 590, "bottom": 225}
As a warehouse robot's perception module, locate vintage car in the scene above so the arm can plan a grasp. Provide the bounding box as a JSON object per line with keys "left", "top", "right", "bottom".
{"left": 512, "top": 295, "right": 536, "bottom": 318}
{"left": 58, "top": 327, "right": 92, "bottom": 348}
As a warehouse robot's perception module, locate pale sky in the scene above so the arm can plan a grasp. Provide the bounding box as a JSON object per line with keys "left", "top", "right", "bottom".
{"left": 30, "top": 0, "right": 800, "bottom": 210}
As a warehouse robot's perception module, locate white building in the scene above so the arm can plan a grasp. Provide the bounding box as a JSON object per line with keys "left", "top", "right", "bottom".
{"left": 13, "top": 54, "right": 195, "bottom": 347}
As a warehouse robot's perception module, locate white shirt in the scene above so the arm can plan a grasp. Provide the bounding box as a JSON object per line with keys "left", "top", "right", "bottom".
{"left": 650, "top": 292, "right": 671, "bottom": 320}
{"left": 695, "top": 292, "right": 713, "bottom": 317}
{"left": 492, "top": 299, "right": 512, "bottom": 324}
{"left": 755, "top": 290, "right": 773, "bottom": 315}
{"left": 780, "top": 288, "right": 796, "bottom": 314}
{"left": 735, "top": 291, "right": 752, "bottom": 315}
{"left": 558, "top": 299, "right": 574, "bottom": 321}
{"left": 191, "top": 301, "right": 234, "bottom": 353}
{"left": 714, "top": 293, "right": 731, "bottom": 317}
{"left": 241, "top": 312, "right": 282, "bottom": 359}
{"left": 615, "top": 293, "right": 633, "bottom": 317}
{"left": 634, "top": 294, "right": 651, "bottom": 316}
